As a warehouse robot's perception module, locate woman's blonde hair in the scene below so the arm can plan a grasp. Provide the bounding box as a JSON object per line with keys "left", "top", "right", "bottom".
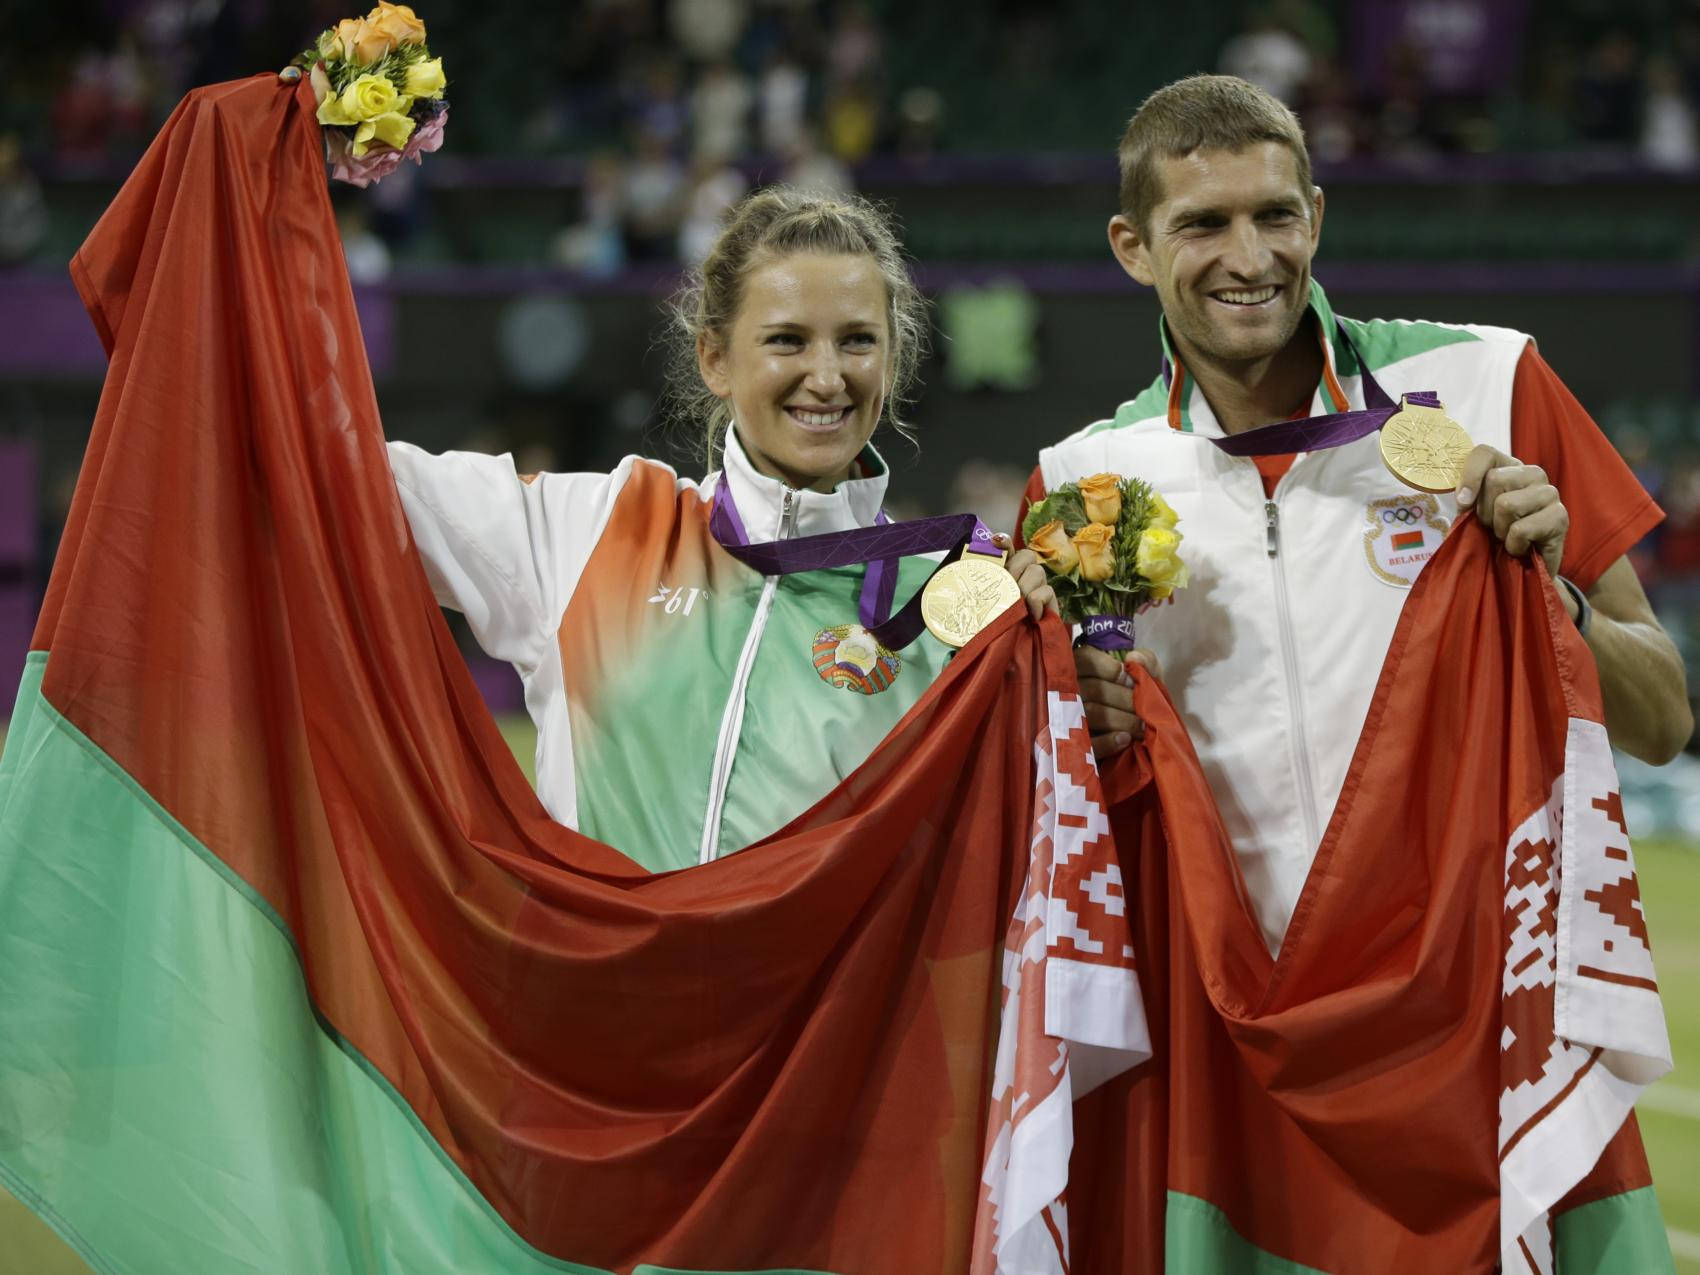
{"left": 666, "top": 187, "right": 930, "bottom": 471}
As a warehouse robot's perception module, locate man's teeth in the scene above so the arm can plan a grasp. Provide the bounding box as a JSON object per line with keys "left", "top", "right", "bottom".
{"left": 1216, "top": 286, "right": 1278, "bottom": 305}
{"left": 792, "top": 408, "right": 848, "bottom": 426}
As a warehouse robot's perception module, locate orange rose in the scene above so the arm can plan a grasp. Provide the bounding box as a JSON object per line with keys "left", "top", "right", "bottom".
{"left": 1072, "top": 522, "right": 1116, "bottom": 582}
{"left": 323, "top": 16, "right": 392, "bottom": 64}
{"left": 367, "top": 1, "right": 427, "bottom": 48}
{"left": 1026, "top": 518, "right": 1079, "bottom": 574}
{"left": 1078, "top": 473, "right": 1123, "bottom": 526}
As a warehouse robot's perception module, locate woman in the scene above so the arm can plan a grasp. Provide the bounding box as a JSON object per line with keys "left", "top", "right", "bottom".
{"left": 389, "top": 188, "right": 1033, "bottom": 871}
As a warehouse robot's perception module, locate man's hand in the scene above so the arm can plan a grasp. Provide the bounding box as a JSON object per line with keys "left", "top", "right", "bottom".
{"left": 1076, "top": 644, "right": 1164, "bottom": 759}
{"left": 1455, "top": 445, "right": 1570, "bottom": 581}
{"left": 1000, "top": 540, "right": 1059, "bottom": 621}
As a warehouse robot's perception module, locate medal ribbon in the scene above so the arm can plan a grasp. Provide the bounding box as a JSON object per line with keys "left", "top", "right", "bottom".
{"left": 1163, "top": 320, "right": 1440, "bottom": 458}
{"left": 710, "top": 476, "right": 1002, "bottom": 651}
{"left": 1082, "top": 325, "right": 1445, "bottom": 654}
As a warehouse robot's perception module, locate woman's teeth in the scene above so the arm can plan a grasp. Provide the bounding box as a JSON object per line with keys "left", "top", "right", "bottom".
{"left": 1216, "top": 286, "right": 1278, "bottom": 305}
{"left": 790, "top": 407, "right": 849, "bottom": 426}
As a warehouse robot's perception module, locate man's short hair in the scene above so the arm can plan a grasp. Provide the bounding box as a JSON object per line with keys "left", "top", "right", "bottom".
{"left": 1117, "top": 74, "right": 1313, "bottom": 232}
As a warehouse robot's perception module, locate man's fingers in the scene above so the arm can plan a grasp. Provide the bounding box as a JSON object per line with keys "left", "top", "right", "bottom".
{"left": 1092, "top": 731, "right": 1135, "bottom": 760}
{"left": 1075, "top": 644, "right": 1125, "bottom": 681}
{"left": 1078, "top": 676, "right": 1135, "bottom": 713}
{"left": 1505, "top": 504, "right": 1569, "bottom": 565}
{"left": 1127, "top": 647, "right": 1164, "bottom": 684}
{"left": 1085, "top": 701, "right": 1143, "bottom": 739}
{"left": 1490, "top": 483, "right": 1560, "bottom": 544}
{"left": 1473, "top": 460, "right": 1547, "bottom": 527}
{"left": 1454, "top": 444, "right": 1510, "bottom": 508}
{"left": 1026, "top": 584, "right": 1059, "bottom": 620}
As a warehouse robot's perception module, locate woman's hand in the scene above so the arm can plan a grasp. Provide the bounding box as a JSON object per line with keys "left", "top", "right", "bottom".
{"left": 995, "top": 535, "right": 1059, "bottom": 621}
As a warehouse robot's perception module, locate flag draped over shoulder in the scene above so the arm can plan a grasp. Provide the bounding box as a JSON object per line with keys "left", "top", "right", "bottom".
{"left": 1068, "top": 523, "right": 1675, "bottom": 1274}
{"left": 0, "top": 76, "right": 1146, "bottom": 1275}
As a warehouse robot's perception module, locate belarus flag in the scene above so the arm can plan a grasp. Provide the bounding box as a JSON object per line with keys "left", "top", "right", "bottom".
{"left": 0, "top": 76, "right": 1146, "bottom": 1274}
{"left": 1068, "top": 519, "right": 1675, "bottom": 1273}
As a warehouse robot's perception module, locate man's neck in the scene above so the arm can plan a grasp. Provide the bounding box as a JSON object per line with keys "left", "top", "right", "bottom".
{"left": 1174, "top": 319, "right": 1325, "bottom": 436}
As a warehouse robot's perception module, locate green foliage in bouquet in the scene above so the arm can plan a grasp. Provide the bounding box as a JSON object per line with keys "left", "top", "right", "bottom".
{"left": 1020, "top": 474, "right": 1188, "bottom": 624}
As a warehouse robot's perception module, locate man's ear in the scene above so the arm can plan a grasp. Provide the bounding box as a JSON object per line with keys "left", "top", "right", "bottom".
{"left": 1108, "top": 214, "right": 1156, "bottom": 287}
{"left": 697, "top": 332, "right": 729, "bottom": 399}
{"left": 1309, "top": 185, "right": 1325, "bottom": 255}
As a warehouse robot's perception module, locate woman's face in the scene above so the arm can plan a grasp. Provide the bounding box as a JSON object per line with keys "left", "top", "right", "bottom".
{"left": 699, "top": 251, "right": 891, "bottom": 494}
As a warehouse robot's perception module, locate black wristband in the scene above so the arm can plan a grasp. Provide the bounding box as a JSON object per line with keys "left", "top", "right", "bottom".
{"left": 1556, "top": 575, "right": 1592, "bottom": 638}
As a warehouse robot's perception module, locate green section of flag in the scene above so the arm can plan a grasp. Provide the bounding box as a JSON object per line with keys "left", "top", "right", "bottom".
{"left": 0, "top": 654, "right": 828, "bottom": 1275}
{"left": 1555, "top": 1186, "right": 1675, "bottom": 1274}
{"left": 1165, "top": 1187, "right": 1674, "bottom": 1273}
{"left": 1164, "top": 1192, "right": 1329, "bottom": 1273}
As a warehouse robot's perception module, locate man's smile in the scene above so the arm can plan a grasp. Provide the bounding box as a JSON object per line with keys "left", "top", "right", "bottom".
{"left": 1209, "top": 285, "right": 1281, "bottom": 308}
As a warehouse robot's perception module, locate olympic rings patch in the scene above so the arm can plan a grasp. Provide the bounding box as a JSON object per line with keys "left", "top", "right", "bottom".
{"left": 1380, "top": 504, "right": 1428, "bottom": 525}
{"left": 1363, "top": 493, "right": 1450, "bottom": 588}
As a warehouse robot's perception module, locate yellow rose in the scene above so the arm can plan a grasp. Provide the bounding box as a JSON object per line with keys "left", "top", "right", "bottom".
{"left": 1026, "top": 518, "right": 1079, "bottom": 574}
{"left": 403, "top": 56, "right": 446, "bottom": 100}
{"left": 367, "top": 1, "right": 428, "bottom": 47}
{"left": 339, "top": 73, "right": 401, "bottom": 123}
{"left": 1134, "top": 526, "right": 1189, "bottom": 593}
{"left": 1147, "top": 490, "right": 1179, "bottom": 531}
{"left": 1072, "top": 522, "right": 1116, "bottom": 582}
{"left": 352, "top": 109, "right": 417, "bottom": 156}
{"left": 1078, "top": 473, "right": 1123, "bottom": 526}
{"left": 317, "top": 89, "right": 355, "bottom": 127}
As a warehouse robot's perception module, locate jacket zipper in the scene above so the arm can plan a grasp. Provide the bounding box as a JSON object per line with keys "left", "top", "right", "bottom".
{"left": 698, "top": 486, "right": 794, "bottom": 864}
{"left": 1265, "top": 497, "right": 1322, "bottom": 853}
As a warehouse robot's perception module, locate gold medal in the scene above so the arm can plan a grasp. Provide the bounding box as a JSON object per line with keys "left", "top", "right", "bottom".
{"left": 1379, "top": 396, "right": 1475, "bottom": 494}
{"left": 921, "top": 552, "right": 1022, "bottom": 648}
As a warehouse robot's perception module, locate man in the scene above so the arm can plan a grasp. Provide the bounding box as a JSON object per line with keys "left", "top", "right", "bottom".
{"left": 1010, "top": 73, "right": 1691, "bottom": 954}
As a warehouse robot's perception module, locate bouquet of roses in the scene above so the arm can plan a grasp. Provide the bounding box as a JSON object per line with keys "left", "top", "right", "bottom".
{"left": 300, "top": 3, "right": 447, "bottom": 187}
{"left": 1020, "top": 473, "right": 1188, "bottom": 650}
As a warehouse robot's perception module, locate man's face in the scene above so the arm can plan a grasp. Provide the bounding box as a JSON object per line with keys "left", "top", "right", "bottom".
{"left": 1109, "top": 142, "right": 1323, "bottom": 370}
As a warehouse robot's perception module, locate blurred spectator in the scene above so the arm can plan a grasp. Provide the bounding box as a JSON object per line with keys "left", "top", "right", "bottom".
{"left": 626, "top": 55, "right": 689, "bottom": 154}
{"left": 826, "top": 1, "right": 883, "bottom": 90}
{"left": 757, "top": 46, "right": 810, "bottom": 154}
{"left": 1302, "top": 58, "right": 1360, "bottom": 162}
{"left": 1368, "top": 38, "right": 1445, "bottom": 158}
{"left": 691, "top": 59, "right": 753, "bottom": 159}
{"left": 1573, "top": 30, "right": 1644, "bottom": 145}
{"left": 336, "top": 201, "right": 391, "bottom": 285}
{"left": 668, "top": 0, "right": 748, "bottom": 63}
{"left": 553, "top": 151, "right": 628, "bottom": 276}
{"left": 948, "top": 459, "right": 1030, "bottom": 540}
{"left": 780, "top": 126, "right": 853, "bottom": 199}
{"left": 0, "top": 135, "right": 47, "bottom": 265}
{"left": 366, "top": 162, "right": 425, "bottom": 252}
{"left": 893, "top": 86, "right": 946, "bottom": 164}
{"left": 677, "top": 149, "right": 749, "bottom": 264}
{"left": 621, "top": 127, "right": 686, "bottom": 261}
{"left": 1642, "top": 57, "right": 1699, "bottom": 172}
{"left": 823, "top": 74, "right": 880, "bottom": 163}
{"left": 52, "top": 41, "right": 150, "bottom": 161}
{"left": 1219, "top": 10, "right": 1314, "bottom": 106}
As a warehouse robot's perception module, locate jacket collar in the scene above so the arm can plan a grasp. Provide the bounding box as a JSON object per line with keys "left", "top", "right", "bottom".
{"left": 714, "top": 425, "right": 889, "bottom": 541}
{"left": 1158, "top": 277, "right": 1353, "bottom": 437}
